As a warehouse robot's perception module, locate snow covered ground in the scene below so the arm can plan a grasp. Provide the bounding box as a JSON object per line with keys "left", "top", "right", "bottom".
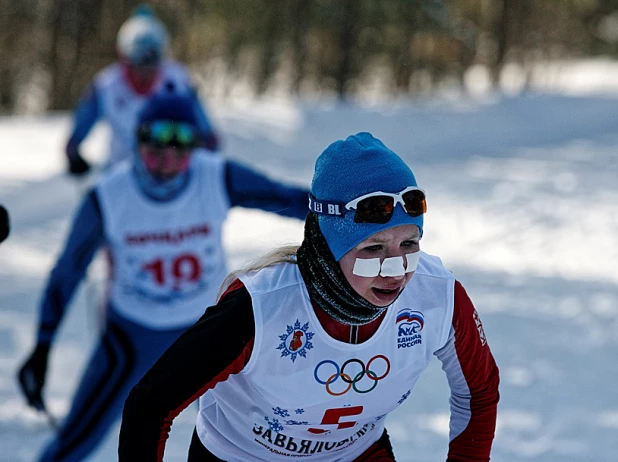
{"left": 1, "top": 81, "right": 618, "bottom": 460}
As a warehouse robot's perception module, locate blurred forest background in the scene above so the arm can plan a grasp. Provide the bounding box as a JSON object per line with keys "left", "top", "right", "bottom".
{"left": 3, "top": 0, "right": 618, "bottom": 113}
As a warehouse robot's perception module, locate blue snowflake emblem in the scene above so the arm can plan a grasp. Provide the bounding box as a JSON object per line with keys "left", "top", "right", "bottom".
{"left": 295, "top": 408, "right": 305, "bottom": 415}
{"left": 398, "top": 390, "right": 411, "bottom": 404}
{"left": 273, "top": 407, "right": 290, "bottom": 418}
{"left": 276, "top": 319, "right": 314, "bottom": 363}
{"left": 264, "top": 416, "right": 284, "bottom": 433}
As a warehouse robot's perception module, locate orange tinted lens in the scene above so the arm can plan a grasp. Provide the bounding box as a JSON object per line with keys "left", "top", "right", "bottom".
{"left": 354, "top": 196, "right": 394, "bottom": 223}
{"left": 402, "top": 190, "right": 426, "bottom": 217}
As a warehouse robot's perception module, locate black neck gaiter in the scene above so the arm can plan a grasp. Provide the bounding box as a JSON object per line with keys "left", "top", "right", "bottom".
{"left": 296, "top": 213, "right": 387, "bottom": 326}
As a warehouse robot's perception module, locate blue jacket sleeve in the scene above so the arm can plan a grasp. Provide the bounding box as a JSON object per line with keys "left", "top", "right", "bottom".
{"left": 224, "top": 160, "right": 309, "bottom": 220}
{"left": 65, "top": 84, "right": 101, "bottom": 157}
{"left": 36, "top": 189, "right": 106, "bottom": 345}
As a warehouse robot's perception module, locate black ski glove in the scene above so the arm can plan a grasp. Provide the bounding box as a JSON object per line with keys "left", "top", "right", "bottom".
{"left": 67, "top": 151, "right": 91, "bottom": 176}
{"left": 17, "top": 343, "right": 51, "bottom": 412}
{"left": 0, "top": 204, "right": 9, "bottom": 244}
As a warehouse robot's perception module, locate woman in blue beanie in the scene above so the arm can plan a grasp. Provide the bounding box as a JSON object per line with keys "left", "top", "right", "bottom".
{"left": 119, "top": 132, "right": 500, "bottom": 461}
{"left": 16, "top": 91, "right": 310, "bottom": 462}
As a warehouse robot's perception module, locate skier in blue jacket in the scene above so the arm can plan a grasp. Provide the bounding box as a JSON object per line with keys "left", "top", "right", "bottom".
{"left": 16, "top": 90, "right": 309, "bottom": 462}
{"left": 66, "top": 5, "right": 219, "bottom": 176}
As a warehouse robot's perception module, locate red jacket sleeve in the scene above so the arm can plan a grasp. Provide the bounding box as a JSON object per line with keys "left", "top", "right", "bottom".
{"left": 435, "top": 280, "right": 500, "bottom": 461}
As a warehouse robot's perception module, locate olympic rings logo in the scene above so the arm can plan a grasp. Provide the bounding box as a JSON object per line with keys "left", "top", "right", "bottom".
{"left": 313, "top": 355, "right": 391, "bottom": 396}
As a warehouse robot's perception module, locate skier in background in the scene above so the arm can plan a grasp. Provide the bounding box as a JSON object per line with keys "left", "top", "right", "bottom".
{"left": 16, "top": 90, "right": 309, "bottom": 462}
{"left": 65, "top": 4, "right": 219, "bottom": 177}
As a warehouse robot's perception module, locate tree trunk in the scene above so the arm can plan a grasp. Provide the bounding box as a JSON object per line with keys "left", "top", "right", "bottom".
{"left": 335, "top": 0, "right": 357, "bottom": 100}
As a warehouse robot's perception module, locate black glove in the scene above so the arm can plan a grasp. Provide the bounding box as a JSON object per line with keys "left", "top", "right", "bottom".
{"left": 67, "top": 151, "right": 91, "bottom": 176}
{"left": 17, "top": 343, "right": 51, "bottom": 412}
{"left": 0, "top": 205, "right": 9, "bottom": 244}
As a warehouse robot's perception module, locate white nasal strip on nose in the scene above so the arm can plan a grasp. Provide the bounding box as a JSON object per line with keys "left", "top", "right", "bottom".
{"left": 352, "top": 252, "right": 420, "bottom": 278}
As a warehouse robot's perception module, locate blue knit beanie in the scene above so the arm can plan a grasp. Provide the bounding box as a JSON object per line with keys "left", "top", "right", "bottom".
{"left": 138, "top": 91, "right": 197, "bottom": 127}
{"left": 311, "top": 132, "right": 424, "bottom": 261}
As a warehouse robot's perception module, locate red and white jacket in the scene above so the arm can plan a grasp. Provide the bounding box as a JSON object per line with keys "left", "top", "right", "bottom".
{"left": 119, "top": 252, "right": 499, "bottom": 461}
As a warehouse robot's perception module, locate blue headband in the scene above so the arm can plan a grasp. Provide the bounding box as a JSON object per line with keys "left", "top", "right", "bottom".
{"left": 311, "top": 132, "right": 424, "bottom": 261}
